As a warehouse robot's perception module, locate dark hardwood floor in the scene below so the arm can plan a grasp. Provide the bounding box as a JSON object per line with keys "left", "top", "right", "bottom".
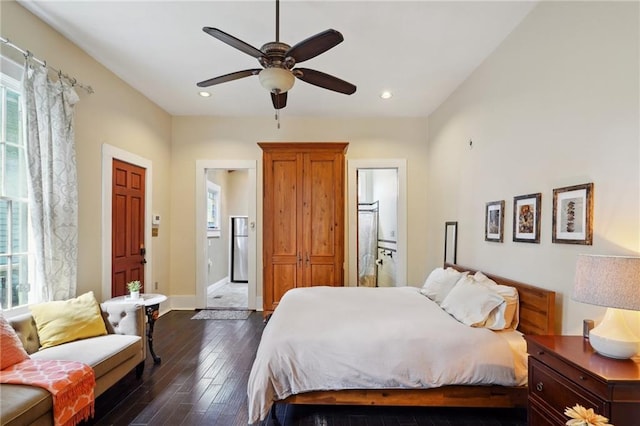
{"left": 89, "top": 311, "right": 527, "bottom": 426}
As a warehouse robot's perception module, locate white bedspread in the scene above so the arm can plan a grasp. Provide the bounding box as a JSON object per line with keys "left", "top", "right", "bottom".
{"left": 247, "top": 286, "right": 522, "bottom": 424}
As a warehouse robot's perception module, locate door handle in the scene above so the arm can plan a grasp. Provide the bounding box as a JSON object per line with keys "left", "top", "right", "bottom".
{"left": 298, "top": 252, "right": 302, "bottom": 266}
{"left": 306, "top": 253, "right": 310, "bottom": 265}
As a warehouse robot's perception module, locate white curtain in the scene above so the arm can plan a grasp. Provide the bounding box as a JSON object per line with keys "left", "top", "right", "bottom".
{"left": 22, "top": 59, "right": 80, "bottom": 301}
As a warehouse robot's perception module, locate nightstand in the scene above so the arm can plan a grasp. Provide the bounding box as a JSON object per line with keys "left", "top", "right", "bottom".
{"left": 525, "top": 335, "right": 640, "bottom": 426}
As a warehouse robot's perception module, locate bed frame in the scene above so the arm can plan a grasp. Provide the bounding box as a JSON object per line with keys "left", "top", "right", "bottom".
{"left": 276, "top": 263, "right": 556, "bottom": 410}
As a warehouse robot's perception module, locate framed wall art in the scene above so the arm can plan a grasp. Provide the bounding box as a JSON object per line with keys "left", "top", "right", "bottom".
{"left": 552, "top": 183, "right": 593, "bottom": 245}
{"left": 513, "top": 193, "right": 541, "bottom": 243}
{"left": 485, "top": 200, "right": 505, "bottom": 242}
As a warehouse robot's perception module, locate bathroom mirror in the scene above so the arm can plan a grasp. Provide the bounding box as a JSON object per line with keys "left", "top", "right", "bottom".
{"left": 444, "top": 221, "right": 458, "bottom": 265}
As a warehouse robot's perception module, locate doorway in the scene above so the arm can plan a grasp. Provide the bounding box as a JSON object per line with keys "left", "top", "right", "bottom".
{"left": 195, "top": 160, "right": 257, "bottom": 310}
{"left": 204, "top": 169, "right": 249, "bottom": 309}
{"left": 348, "top": 159, "right": 407, "bottom": 287}
{"left": 101, "top": 145, "right": 153, "bottom": 301}
{"left": 111, "top": 159, "right": 146, "bottom": 296}
{"left": 357, "top": 168, "right": 399, "bottom": 287}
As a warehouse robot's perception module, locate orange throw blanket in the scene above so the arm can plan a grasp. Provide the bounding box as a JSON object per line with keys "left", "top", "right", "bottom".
{"left": 0, "top": 359, "right": 95, "bottom": 426}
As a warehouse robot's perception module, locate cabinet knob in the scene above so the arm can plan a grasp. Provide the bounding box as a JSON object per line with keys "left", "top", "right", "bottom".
{"left": 537, "top": 351, "right": 544, "bottom": 355}
{"left": 536, "top": 382, "right": 544, "bottom": 392}
{"left": 579, "top": 375, "right": 586, "bottom": 381}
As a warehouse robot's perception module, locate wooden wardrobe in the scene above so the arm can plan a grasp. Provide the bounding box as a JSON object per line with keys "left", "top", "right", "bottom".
{"left": 259, "top": 142, "right": 347, "bottom": 315}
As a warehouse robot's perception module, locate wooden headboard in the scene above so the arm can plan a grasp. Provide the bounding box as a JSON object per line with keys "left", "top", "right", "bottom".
{"left": 445, "top": 263, "right": 556, "bottom": 335}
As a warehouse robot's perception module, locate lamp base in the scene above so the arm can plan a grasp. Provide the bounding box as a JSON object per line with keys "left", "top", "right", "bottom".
{"left": 588, "top": 308, "right": 640, "bottom": 359}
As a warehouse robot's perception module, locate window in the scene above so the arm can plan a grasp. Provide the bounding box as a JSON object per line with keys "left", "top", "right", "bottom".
{"left": 0, "top": 64, "right": 31, "bottom": 310}
{"left": 207, "top": 181, "right": 221, "bottom": 238}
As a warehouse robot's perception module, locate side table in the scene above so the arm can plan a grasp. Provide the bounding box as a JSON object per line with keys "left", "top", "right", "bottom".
{"left": 525, "top": 335, "right": 640, "bottom": 425}
{"left": 104, "top": 293, "right": 167, "bottom": 364}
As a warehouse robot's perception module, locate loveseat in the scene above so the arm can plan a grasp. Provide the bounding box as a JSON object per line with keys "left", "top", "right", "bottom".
{"left": 1, "top": 300, "right": 146, "bottom": 426}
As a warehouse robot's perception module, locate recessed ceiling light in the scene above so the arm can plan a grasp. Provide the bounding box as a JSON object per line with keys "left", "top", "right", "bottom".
{"left": 380, "top": 91, "right": 393, "bottom": 99}
{"left": 199, "top": 91, "right": 211, "bottom": 97}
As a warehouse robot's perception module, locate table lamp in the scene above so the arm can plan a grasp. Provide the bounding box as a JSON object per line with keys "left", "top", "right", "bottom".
{"left": 572, "top": 254, "right": 640, "bottom": 359}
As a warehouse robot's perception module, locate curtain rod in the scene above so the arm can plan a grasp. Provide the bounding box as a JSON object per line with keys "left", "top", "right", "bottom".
{"left": 1, "top": 36, "right": 94, "bottom": 94}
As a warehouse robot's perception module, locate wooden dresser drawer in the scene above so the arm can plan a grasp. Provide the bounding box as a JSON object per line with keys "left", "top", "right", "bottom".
{"left": 528, "top": 341, "right": 609, "bottom": 399}
{"left": 529, "top": 358, "right": 607, "bottom": 417}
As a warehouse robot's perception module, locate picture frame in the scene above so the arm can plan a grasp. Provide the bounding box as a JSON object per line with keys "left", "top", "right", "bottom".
{"left": 485, "top": 200, "right": 505, "bottom": 242}
{"left": 513, "top": 193, "right": 541, "bottom": 243}
{"left": 552, "top": 183, "right": 593, "bottom": 245}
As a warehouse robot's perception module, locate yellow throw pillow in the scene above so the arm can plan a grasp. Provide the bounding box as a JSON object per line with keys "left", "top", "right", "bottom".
{"left": 29, "top": 291, "right": 108, "bottom": 349}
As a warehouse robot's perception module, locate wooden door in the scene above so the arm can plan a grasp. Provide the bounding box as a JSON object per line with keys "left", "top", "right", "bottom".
{"left": 262, "top": 150, "right": 302, "bottom": 312}
{"left": 302, "top": 151, "right": 344, "bottom": 287}
{"left": 260, "top": 143, "right": 347, "bottom": 314}
{"left": 112, "top": 159, "right": 146, "bottom": 297}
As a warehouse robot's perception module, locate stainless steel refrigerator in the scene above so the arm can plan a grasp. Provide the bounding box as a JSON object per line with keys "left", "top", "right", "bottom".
{"left": 231, "top": 217, "right": 248, "bottom": 282}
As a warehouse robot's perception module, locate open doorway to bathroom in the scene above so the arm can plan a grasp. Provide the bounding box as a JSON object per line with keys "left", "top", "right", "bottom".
{"left": 357, "top": 168, "right": 398, "bottom": 287}
{"left": 205, "top": 169, "right": 249, "bottom": 310}
{"left": 347, "top": 159, "right": 407, "bottom": 288}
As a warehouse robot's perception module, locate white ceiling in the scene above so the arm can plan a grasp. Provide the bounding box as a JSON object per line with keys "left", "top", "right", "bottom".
{"left": 18, "top": 1, "right": 537, "bottom": 117}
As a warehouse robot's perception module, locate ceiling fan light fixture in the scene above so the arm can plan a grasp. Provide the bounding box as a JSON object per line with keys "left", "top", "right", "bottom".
{"left": 380, "top": 91, "right": 393, "bottom": 100}
{"left": 198, "top": 91, "right": 211, "bottom": 97}
{"left": 259, "top": 67, "right": 295, "bottom": 93}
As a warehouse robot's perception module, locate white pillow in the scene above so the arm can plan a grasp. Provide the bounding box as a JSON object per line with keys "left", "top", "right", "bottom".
{"left": 420, "top": 267, "right": 467, "bottom": 304}
{"left": 440, "top": 275, "right": 505, "bottom": 327}
{"left": 473, "top": 272, "right": 520, "bottom": 330}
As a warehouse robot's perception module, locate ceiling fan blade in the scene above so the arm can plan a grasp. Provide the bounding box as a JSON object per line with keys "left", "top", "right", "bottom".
{"left": 203, "top": 27, "right": 264, "bottom": 59}
{"left": 294, "top": 68, "right": 356, "bottom": 95}
{"left": 271, "top": 91, "right": 288, "bottom": 110}
{"left": 286, "top": 29, "right": 344, "bottom": 63}
{"left": 197, "top": 69, "right": 261, "bottom": 88}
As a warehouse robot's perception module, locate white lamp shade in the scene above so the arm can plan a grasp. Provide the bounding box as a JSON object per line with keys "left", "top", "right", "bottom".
{"left": 259, "top": 68, "right": 295, "bottom": 93}
{"left": 573, "top": 255, "right": 640, "bottom": 310}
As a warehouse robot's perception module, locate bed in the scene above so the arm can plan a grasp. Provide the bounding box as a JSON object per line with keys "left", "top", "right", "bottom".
{"left": 248, "top": 263, "right": 556, "bottom": 424}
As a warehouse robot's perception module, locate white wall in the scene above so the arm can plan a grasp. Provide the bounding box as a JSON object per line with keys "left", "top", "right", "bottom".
{"left": 227, "top": 170, "right": 249, "bottom": 217}
{"left": 426, "top": 1, "right": 640, "bottom": 334}
{"left": 170, "top": 117, "right": 429, "bottom": 301}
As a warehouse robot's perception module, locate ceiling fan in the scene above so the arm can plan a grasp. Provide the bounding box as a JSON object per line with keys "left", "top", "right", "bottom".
{"left": 197, "top": 0, "right": 356, "bottom": 111}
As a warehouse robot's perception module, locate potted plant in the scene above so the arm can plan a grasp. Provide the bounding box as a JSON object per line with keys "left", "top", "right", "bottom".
{"left": 127, "top": 280, "right": 141, "bottom": 299}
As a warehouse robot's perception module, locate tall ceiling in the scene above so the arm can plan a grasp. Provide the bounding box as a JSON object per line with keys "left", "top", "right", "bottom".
{"left": 17, "top": 1, "right": 537, "bottom": 117}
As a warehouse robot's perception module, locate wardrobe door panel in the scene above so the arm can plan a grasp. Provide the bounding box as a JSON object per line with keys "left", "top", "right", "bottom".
{"left": 271, "top": 264, "right": 297, "bottom": 307}
{"left": 305, "top": 154, "right": 337, "bottom": 257}
{"left": 271, "top": 155, "right": 301, "bottom": 256}
{"left": 310, "top": 264, "right": 337, "bottom": 287}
